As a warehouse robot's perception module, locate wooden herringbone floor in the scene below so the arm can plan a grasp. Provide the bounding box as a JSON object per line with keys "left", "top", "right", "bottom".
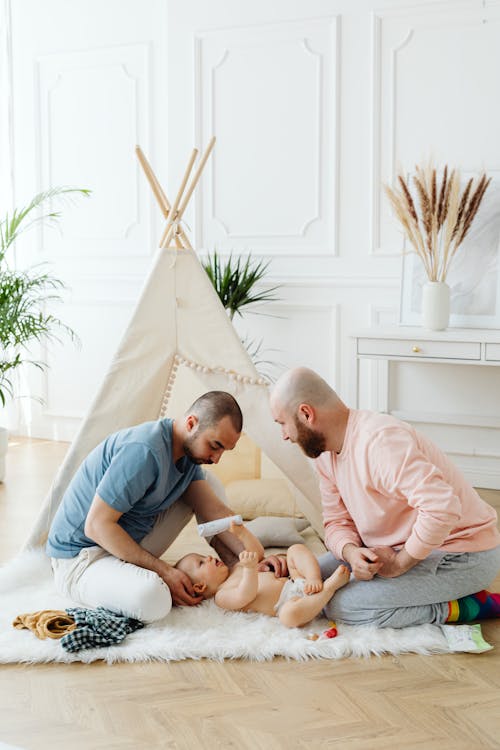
{"left": 1, "top": 438, "right": 500, "bottom": 750}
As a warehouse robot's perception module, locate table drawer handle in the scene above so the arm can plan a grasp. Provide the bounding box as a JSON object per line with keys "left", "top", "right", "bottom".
{"left": 412, "top": 345, "right": 421, "bottom": 353}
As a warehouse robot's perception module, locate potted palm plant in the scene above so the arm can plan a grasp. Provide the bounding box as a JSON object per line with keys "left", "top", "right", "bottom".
{"left": 202, "top": 250, "right": 281, "bottom": 380}
{"left": 0, "top": 186, "right": 89, "bottom": 479}
{"left": 203, "top": 251, "right": 280, "bottom": 320}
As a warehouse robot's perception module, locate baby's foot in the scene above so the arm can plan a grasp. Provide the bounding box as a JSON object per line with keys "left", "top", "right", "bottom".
{"left": 304, "top": 579, "right": 323, "bottom": 595}
{"left": 323, "top": 565, "right": 351, "bottom": 594}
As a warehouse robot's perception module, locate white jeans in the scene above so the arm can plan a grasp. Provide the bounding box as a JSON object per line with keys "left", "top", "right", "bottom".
{"left": 52, "top": 500, "right": 193, "bottom": 623}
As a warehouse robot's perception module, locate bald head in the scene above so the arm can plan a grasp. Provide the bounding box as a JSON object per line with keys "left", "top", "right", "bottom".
{"left": 270, "top": 367, "right": 348, "bottom": 457}
{"left": 271, "top": 367, "right": 341, "bottom": 414}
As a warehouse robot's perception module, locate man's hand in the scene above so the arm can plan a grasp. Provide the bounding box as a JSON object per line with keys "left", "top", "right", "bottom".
{"left": 371, "top": 546, "right": 419, "bottom": 578}
{"left": 239, "top": 550, "right": 259, "bottom": 569}
{"left": 257, "top": 554, "right": 288, "bottom": 578}
{"left": 156, "top": 561, "right": 203, "bottom": 607}
{"left": 342, "top": 544, "right": 382, "bottom": 580}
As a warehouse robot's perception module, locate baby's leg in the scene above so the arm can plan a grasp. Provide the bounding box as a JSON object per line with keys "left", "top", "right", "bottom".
{"left": 286, "top": 544, "right": 322, "bottom": 594}
{"left": 278, "top": 565, "right": 351, "bottom": 628}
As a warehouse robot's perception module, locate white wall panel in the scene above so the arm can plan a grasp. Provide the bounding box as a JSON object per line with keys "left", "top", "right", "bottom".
{"left": 195, "top": 18, "right": 338, "bottom": 255}
{"left": 232, "top": 301, "right": 340, "bottom": 387}
{"left": 37, "top": 44, "right": 151, "bottom": 257}
{"left": 42, "top": 300, "right": 134, "bottom": 419}
{"left": 372, "top": 2, "right": 500, "bottom": 255}
{"left": 7, "top": 0, "right": 167, "bottom": 439}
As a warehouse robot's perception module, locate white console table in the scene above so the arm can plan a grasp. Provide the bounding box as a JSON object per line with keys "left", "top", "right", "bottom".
{"left": 350, "top": 326, "right": 500, "bottom": 412}
{"left": 350, "top": 327, "right": 500, "bottom": 488}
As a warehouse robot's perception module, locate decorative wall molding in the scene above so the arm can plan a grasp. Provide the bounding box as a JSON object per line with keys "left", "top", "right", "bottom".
{"left": 260, "top": 276, "right": 400, "bottom": 289}
{"left": 392, "top": 409, "right": 500, "bottom": 434}
{"left": 369, "top": 2, "right": 500, "bottom": 256}
{"left": 194, "top": 16, "right": 339, "bottom": 256}
{"left": 234, "top": 300, "right": 340, "bottom": 387}
{"left": 370, "top": 12, "right": 417, "bottom": 257}
{"left": 36, "top": 43, "right": 152, "bottom": 259}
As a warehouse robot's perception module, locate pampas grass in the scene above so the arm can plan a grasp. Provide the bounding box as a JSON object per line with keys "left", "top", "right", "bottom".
{"left": 384, "top": 161, "right": 491, "bottom": 282}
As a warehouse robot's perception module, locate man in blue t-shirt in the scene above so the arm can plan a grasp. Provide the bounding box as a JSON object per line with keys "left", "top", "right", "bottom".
{"left": 48, "top": 391, "right": 285, "bottom": 622}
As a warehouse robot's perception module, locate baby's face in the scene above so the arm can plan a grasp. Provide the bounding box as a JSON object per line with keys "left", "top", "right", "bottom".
{"left": 179, "top": 553, "right": 229, "bottom": 594}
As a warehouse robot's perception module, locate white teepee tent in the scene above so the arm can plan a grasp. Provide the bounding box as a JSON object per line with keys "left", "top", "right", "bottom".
{"left": 25, "top": 141, "right": 324, "bottom": 550}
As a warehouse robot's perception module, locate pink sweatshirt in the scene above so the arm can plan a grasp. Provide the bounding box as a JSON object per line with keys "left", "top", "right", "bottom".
{"left": 315, "top": 410, "right": 500, "bottom": 561}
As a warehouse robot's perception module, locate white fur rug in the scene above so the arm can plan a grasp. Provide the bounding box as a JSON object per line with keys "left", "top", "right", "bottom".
{"left": 0, "top": 550, "right": 453, "bottom": 664}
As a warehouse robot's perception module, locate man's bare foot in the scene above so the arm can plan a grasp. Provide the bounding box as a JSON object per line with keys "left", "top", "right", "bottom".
{"left": 304, "top": 578, "right": 323, "bottom": 595}
{"left": 323, "top": 565, "right": 351, "bottom": 594}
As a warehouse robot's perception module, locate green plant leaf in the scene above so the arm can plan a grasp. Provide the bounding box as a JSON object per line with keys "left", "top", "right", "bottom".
{"left": 202, "top": 250, "right": 282, "bottom": 377}
{"left": 203, "top": 251, "right": 280, "bottom": 320}
{"left": 0, "top": 186, "right": 91, "bottom": 262}
{"left": 0, "top": 187, "right": 88, "bottom": 404}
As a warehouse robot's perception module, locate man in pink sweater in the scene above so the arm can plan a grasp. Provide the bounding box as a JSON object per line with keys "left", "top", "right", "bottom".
{"left": 270, "top": 367, "right": 500, "bottom": 627}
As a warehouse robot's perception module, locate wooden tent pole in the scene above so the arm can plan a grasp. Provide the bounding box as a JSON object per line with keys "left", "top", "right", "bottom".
{"left": 178, "top": 136, "right": 216, "bottom": 218}
{"left": 160, "top": 147, "right": 198, "bottom": 249}
{"left": 135, "top": 146, "right": 169, "bottom": 217}
{"left": 135, "top": 145, "right": 192, "bottom": 248}
{"left": 162, "top": 136, "right": 216, "bottom": 250}
{"left": 136, "top": 136, "right": 215, "bottom": 251}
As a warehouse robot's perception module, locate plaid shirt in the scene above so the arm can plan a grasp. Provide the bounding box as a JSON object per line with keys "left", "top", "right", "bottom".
{"left": 60, "top": 607, "right": 144, "bottom": 652}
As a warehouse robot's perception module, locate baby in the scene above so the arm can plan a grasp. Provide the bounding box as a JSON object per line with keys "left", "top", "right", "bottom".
{"left": 175, "top": 521, "right": 350, "bottom": 628}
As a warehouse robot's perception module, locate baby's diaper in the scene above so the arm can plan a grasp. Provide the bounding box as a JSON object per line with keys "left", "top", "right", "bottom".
{"left": 274, "top": 577, "right": 307, "bottom": 614}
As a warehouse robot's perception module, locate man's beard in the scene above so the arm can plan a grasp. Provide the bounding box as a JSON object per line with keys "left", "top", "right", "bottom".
{"left": 183, "top": 436, "right": 212, "bottom": 465}
{"left": 294, "top": 417, "right": 326, "bottom": 458}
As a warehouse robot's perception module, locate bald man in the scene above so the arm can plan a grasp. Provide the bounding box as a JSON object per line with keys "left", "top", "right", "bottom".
{"left": 270, "top": 367, "right": 500, "bottom": 628}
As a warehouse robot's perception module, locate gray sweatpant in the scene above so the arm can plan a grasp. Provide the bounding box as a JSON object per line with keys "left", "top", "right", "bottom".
{"left": 319, "top": 545, "right": 500, "bottom": 628}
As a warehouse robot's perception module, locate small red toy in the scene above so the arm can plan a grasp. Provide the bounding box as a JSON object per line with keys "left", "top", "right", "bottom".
{"left": 323, "top": 627, "right": 338, "bottom": 638}
{"left": 323, "top": 621, "right": 338, "bottom": 639}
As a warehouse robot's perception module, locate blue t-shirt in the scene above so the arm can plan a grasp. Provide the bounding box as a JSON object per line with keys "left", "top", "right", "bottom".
{"left": 46, "top": 418, "right": 203, "bottom": 558}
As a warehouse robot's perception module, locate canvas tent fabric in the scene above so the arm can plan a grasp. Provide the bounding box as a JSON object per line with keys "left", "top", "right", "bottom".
{"left": 25, "top": 247, "right": 324, "bottom": 551}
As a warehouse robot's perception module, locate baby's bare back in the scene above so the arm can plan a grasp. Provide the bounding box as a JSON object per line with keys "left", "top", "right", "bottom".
{"left": 221, "top": 566, "right": 288, "bottom": 617}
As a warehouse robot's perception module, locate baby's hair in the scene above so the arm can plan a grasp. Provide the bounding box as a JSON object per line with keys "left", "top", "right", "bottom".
{"left": 175, "top": 552, "right": 215, "bottom": 599}
{"left": 174, "top": 552, "right": 198, "bottom": 579}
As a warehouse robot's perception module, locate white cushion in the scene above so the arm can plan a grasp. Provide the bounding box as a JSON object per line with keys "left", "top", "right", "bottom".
{"left": 225, "top": 478, "right": 303, "bottom": 520}
{"left": 245, "top": 516, "right": 310, "bottom": 548}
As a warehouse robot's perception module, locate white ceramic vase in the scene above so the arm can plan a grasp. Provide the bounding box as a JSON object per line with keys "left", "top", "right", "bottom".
{"left": 422, "top": 281, "right": 450, "bottom": 331}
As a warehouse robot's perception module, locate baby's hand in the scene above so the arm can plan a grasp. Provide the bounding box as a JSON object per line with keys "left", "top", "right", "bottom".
{"left": 229, "top": 520, "right": 245, "bottom": 537}
{"left": 239, "top": 550, "right": 259, "bottom": 569}
{"left": 304, "top": 579, "right": 323, "bottom": 595}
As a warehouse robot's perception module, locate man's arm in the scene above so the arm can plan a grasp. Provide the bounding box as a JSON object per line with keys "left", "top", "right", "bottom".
{"left": 84, "top": 495, "right": 202, "bottom": 606}
{"left": 315, "top": 459, "right": 385, "bottom": 580}
{"left": 182, "top": 479, "right": 288, "bottom": 575}
{"left": 215, "top": 551, "right": 259, "bottom": 611}
{"left": 370, "top": 427, "right": 462, "bottom": 569}
{"left": 315, "top": 457, "right": 363, "bottom": 560}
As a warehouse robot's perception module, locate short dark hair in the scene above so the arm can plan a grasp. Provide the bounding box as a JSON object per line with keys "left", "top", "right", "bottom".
{"left": 186, "top": 391, "right": 243, "bottom": 433}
